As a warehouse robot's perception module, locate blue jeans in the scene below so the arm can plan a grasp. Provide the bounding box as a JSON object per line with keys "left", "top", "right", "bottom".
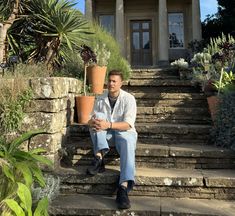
{"left": 89, "top": 112, "right": 137, "bottom": 191}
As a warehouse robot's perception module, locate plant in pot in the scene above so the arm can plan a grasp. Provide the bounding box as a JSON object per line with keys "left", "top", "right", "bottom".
{"left": 191, "top": 39, "right": 235, "bottom": 121}
{"left": 75, "top": 45, "right": 97, "bottom": 124}
{"left": 170, "top": 58, "right": 191, "bottom": 80}
{"left": 87, "top": 43, "right": 111, "bottom": 94}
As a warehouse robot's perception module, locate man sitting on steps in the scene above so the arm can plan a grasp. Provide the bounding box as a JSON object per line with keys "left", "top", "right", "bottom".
{"left": 87, "top": 69, "right": 137, "bottom": 209}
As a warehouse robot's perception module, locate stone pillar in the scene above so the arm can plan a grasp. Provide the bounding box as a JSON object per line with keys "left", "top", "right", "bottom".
{"left": 85, "top": 0, "right": 93, "bottom": 21}
{"left": 192, "top": 0, "right": 202, "bottom": 41}
{"left": 158, "top": 0, "right": 169, "bottom": 65}
{"left": 116, "top": 0, "right": 125, "bottom": 55}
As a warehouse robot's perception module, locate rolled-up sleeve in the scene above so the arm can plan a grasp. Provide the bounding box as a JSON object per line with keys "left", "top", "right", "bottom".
{"left": 123, "top": 95, "right": 137, "bottom": 128}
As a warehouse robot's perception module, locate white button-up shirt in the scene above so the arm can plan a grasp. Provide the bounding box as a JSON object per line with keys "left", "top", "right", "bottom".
{"left": 93, "top": 89, "right": 137, "bottom": 132}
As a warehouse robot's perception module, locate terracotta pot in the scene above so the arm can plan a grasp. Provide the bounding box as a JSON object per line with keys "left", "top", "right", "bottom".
{"left": 87, "top": 65, "right": 107, "bottom": 94}
{"left": 207, "top": 95, "right": 220, "bottom": 122}
{"left": 75, "top": 96, "right": 95, "bottom": 124}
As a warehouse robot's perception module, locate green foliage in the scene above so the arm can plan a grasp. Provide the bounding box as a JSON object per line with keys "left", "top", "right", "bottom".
{"left": 191, "top": 34, "right": 235, "bottom": 95}
{"left": 0, "top": 130, "right": 52, "bottom": 215}
{"left": 32, "top": 174, "right": 60, "bottom": 203}
{"left": 3, "top": 63, "right": 52, "bottom": 78}
{"left": 213, "top": 70, "right": 235, "bottom": 94}
{"left": 3, "top": 183, "right": 49, "bottom": 216}
{"left": 87, "top": 22, "right": 132, "bottom": 80}
{"left": 0, "top": 83, "right": 33, "bottom": 134}
{"left": 210, "top": 92, "right": 235, "bottom": 150}
{"left": 3, "top": 0, "right": 92, "bottom": 69}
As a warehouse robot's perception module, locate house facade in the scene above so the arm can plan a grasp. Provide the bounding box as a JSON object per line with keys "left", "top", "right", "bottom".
{"left": 85, "top": 0, "right": 202, "bottom": 67}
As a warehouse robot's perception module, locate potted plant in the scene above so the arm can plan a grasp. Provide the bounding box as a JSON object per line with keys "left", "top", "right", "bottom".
{"left": 75, "top": 45, "right": 96, "bottom": 124}
{"left": 87, "top": 43, "right": 111, "bottom": 94}
{"left": 170, "top": 58, "right": 191, "bottom": 80}
{"left": 191, "top": 37, "right": 235, "bottom": 121}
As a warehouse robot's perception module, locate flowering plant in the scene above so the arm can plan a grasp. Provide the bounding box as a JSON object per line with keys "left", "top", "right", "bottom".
{"left": 93, "top": 44, "right": 111, "bottom": 66}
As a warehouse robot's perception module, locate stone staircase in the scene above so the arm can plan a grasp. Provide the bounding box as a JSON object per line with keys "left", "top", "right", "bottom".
{"left": 49, "top": 68, "right": 235, "bottom": 216}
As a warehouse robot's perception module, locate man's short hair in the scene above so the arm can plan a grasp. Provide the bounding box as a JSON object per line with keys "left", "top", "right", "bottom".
{"left": 108, "top": 70, "right": 124, "bottom": 81}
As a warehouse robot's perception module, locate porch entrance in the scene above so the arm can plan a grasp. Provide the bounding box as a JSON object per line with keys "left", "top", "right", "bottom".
{"left": 130, "top": 20, "right": 152, "bottom": 66}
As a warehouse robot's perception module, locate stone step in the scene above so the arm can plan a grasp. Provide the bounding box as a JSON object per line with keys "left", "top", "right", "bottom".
{"left": 137, "top": 106, "right": 209, "bottom": 115}
{"left": 136, "top": 99, "right": 207, "bottom": 107}
{"left": 131, "top": 67, "right": 178, "bottom": 75}
{"left": 127, "top": 79, "right": 192, "bottom": 87}
{"left": 132, "top": 92, "right": 205, "bottom": 100}
{"left": 55, "top": 166, "right": 235, "bottom": 200}
{"left": 49, "top": 194, "right": 235, "bottom": 216}
{"left": 123, "top": 86, "right": 200, "bottom": 94}
{"left": 136, "top": 106, "right": 211, "bottom": 123}
{"left": 136, "top": 114, "right": 211, "bottom": 124}
{"left": 62, "top": 142, "right": 235, "bottom": 169}
{"left": 69, "top": 123, "right": 212, "bottom": 144}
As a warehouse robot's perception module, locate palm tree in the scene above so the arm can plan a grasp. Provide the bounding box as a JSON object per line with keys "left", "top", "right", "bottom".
{"left": 0, "top": 0, "right": 21, "bottom": 63}
{"left": 1, "top": 0, "right": 92, "bottom": 69}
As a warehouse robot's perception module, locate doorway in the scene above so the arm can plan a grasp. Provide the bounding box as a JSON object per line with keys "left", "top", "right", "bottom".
{"left": 130, "top": 20, "right": 152, "bottom": 66}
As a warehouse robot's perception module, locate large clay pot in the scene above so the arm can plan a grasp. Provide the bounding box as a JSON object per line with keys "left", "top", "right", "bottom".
{"left": 87, "top": 65, "right": 107, "bottom": 94}
{"left": 75, "top": 96, "right": 95, "bottom": 124}
{"left": 207, "top": 95, "right": 220, "bottom": 122}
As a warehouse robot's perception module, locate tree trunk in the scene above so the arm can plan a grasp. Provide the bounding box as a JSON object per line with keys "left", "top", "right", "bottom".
{"left": 0, "top": 0, "right": 20, "bottom": 63}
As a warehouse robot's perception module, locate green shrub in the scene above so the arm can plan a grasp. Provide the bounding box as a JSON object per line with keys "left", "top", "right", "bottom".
{"left": 3, "top": 63, "right": 52, "bottom": 78}
{"left": 87, "top": 22, "right": 132, "bottom": 80}
{"left": 210, "top": 91, "right": 235, "bottom": 150}
{"left": 0, "top": 80, "right": 33, "bottom": 134}
{"left": 0, "top": 130, "right": 53, "bottom": 215}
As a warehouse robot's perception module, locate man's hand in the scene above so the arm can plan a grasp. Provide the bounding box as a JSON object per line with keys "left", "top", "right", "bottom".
{"left": 88, "top": 117, "right": 110, "bottom": 132}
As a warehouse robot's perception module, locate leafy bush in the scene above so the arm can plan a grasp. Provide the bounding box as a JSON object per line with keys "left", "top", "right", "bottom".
{"left": 0, "top": 130, "right": 53, "bottom": 215}
{"left": 0, "top": 80, "right": 33, "bottom": 134}
{"left": 210, "top": 91, "right": 235, "bottom": 150}
{"left": 87, "top": 22, "right": 131, "bottom": 80}
{"left": 3, "top": 63, "right": 52, "bottom": 78}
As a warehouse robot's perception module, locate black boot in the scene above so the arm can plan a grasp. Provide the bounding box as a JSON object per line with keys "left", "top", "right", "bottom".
{"left": 87, "top": 156, "right": 105, "bottom": 176}
{"left": 116, "top": 185, "right": 131, "bottom": 209}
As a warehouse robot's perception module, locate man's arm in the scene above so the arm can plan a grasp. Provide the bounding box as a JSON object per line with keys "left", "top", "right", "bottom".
{"left": 90, "top": 119, "right": 131, "bottom": 131}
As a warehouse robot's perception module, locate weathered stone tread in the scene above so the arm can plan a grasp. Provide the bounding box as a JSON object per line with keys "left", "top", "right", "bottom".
{"left": 49, "top": 194, "right": 235, "bottom": 216}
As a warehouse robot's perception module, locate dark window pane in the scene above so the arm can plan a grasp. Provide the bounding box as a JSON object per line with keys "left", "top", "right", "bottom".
{"left": 143, "top": 32, "right": 150, "bottom": 49}
{"left": 168, "top": 13, "right": 184, "bottom": 48}
{"left": 142, "top": 22, "right": 149, "bottom": 29}
{"left": 133, "top": 32, "right": 140, "bottom": 50}
{"left": 99, "top": 15, "right": 115, "bottom": 35}
{"left": 133, "top": 23, "right": 140, "bottom": 30}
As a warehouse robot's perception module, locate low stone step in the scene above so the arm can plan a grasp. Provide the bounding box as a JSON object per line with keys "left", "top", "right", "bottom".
{"left": 62, "top": 142, "right": 235, "bottom": 169}
{"left": 136, "top": 99, "right": 207, "bottom": 107}
{"left": 68, "top": 123, "right": 212, "bottom": 144}
{"left": 49, "top": 194, "right": 235, "bottom": 216}
{"left": 137, "top": 107, "right": 209, "bottom": 115}
{"left": 128, "top": 79, "right": 192, "bottom": 87}
{"left": 56, "top": 166, "right": 235, "bottom": 200}
{"left": 131, "top": 67, "right": 178, "bottom": 74}
{"left": 132, "top": 92, "right": 205, "bottom": 100}
{"left": 123, "top": 86, "right": 200, "bottom": 94}
{"left": 136, "top": 114, "right": 211, "bottom": 124}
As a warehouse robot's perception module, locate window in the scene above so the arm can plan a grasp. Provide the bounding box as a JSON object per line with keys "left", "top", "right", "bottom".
{"left": 99, "top": 15, "right": 115, "bottom": 36}
{"left": 168, "top": 13, "right": 184, "bottom": 48}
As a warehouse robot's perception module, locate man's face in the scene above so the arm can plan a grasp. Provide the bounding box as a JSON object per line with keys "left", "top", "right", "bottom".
{"left": 107, "top": 75, "right": 123, "bottom": 94}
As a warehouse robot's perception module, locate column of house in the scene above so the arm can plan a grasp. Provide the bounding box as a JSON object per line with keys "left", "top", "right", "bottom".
{"left": 85, "top": 0, "right": 93, "bottom": 21}
{"left": 158, "top": 0, "right": 169, "bottom": 65}
{"left": 192, "top": 0, "right": 202, "bottom": 41}
{"left": 115, "top": 0, "right": 125, "bottom": 55}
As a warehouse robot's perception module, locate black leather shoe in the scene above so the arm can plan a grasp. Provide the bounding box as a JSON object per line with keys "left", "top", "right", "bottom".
{"left": 116, "top": 185, "right": 131, "bottom": 209}
{"left": 87, "top": 156, "right": 105, "bottom": 176}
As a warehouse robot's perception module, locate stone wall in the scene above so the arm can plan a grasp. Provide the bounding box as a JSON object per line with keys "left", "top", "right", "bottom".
{"left": 0, "top": 77, "right": 82, "bottom": 168}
